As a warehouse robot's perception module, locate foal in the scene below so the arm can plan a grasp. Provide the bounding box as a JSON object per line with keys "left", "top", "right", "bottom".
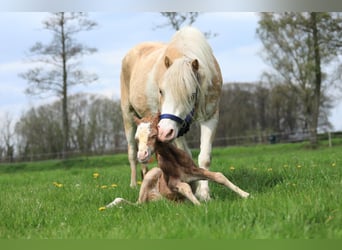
{"left": 107, "top": 114, "right": 249, "bottom": 207}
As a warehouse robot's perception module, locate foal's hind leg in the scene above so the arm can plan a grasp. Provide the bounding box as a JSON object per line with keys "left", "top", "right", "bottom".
{"left": 169, "top": 178, "right": 201, "bottom": 205}
{"left": 195, "top": 169, "right": 249, "bottom": 198}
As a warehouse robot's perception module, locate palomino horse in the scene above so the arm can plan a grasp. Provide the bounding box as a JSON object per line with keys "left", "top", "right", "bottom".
{"left": 120, "top": 26, "right": 222, "bottom": 201}
{"left": 106, "top": 114, "right": 249, "bottom": 207}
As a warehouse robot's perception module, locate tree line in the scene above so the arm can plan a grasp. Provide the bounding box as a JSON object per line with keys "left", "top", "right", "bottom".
{"left": 0, "top": 81, "right": 335, "bottom": 162}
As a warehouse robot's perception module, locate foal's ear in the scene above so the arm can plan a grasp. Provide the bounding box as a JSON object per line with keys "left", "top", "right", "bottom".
{"left": 164, "top": 56, "right": 172, "bottom": 68}
{"left": 192, "top": 59, "right": 199, "bottom": 71}
{"left": 133, "top": 115, "right": 141, "bottom": 125}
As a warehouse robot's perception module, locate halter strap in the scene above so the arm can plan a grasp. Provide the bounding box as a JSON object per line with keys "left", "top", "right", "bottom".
{"left": 159, "top": 108, "right": 194, "bottom": 137}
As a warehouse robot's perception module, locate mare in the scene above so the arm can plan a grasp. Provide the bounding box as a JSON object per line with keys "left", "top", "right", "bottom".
{"left": 106, "top": 114, "right": 249, "bottom": 207}
{"left": 120, "top": 27, "right": 222, "bottom": 201}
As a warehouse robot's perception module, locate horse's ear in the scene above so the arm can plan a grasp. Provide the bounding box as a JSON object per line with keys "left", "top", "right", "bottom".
{"left": 192, "top": 59, "right": 199, "bottom": 71}
{"left": 165, "top": 56, "right": 172, "bottom": 68}
{"left": 133, "top": 115, "right": 141, "bottom": 125}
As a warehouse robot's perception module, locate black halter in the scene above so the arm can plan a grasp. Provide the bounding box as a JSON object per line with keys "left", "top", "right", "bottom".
{"left": 159, "top": 108, "right": 195, "bottom": 137}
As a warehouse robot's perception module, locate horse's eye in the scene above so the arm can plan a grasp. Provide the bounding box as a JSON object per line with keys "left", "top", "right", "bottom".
{"left": 159, "top": 89, "right": 163, "bottom": 96}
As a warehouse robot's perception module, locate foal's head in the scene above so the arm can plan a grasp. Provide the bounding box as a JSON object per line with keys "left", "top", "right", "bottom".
{"left": 134, "top": 114, "right": 159, "bottom": 163}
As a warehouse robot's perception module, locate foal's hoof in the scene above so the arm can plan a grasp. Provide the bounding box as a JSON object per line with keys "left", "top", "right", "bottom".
{"left": 106, "top": 197, "right": 125, "bottom": 208}
{"left": 241, "top": 192, "right": 250, "bottom": 198}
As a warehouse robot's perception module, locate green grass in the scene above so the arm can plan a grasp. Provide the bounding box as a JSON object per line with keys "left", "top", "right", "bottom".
{"left": 0, "top": 142, "right": 341, "bottom": 239}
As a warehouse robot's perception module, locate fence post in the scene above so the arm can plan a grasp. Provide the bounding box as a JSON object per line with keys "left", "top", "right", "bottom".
{"left": 328, "top": 131, "right": 332, "bottom": 147}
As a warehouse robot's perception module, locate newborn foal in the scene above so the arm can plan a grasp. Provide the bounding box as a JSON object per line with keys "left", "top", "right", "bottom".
{"left": 107, "top": 114, "right": 249, "bottom": 207}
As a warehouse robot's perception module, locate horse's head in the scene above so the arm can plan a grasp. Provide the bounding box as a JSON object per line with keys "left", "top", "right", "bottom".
{"left": 158, "top": 56, "right": 200, "bottom": 142}
{"left": 134, "top": 114, "right": 159, "bottom": 164}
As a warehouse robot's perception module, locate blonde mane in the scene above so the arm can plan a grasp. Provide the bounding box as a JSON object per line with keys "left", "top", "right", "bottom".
{"left": 162, "top": 27, "right": 217, "bottom": 119}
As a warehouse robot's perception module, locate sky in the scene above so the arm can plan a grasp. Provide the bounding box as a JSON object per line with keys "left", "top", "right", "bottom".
{"left": 0, "top": 12, "right": 341, "bottom": 131}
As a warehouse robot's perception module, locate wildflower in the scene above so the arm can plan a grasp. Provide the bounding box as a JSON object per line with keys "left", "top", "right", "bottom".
{"left": 93, "top": 172, "right": 100, "bottom": 179}
{"left": 229, "top": 166, "right": 235, "bottom": 171}
{"left": 283, "top": 164, "right": 288, "bottom": 168}
{"left": 267, "top": 168, "right": 272, "bottom": 172}
{"left": 296, "top": 165, "right": 302, "bottom": 169}
{"left": 331, "top": 162, "right": 336, "bottom": 167}
{"left": 100, "top": 185, "right": 108, "bottom": 189}
{"left": 111, "top": 184, "right": 118, "bottom": 188}
{"left": 98, "top": 206, "right": 106, "bottom": 211}
{"left": 53, "top": 182, "right": 63, "bottom": 188}
{"left": 137, "top": 181, "right": 142, "bottom": 185}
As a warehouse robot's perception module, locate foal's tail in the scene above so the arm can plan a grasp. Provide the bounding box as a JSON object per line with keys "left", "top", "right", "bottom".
{"left": 106, "top": 197, "right": 137, "bottom": 207}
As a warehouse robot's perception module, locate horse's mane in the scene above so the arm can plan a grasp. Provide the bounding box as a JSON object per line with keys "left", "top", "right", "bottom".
{"left": 164, "top": 27, "right": 217, "bottom": 119}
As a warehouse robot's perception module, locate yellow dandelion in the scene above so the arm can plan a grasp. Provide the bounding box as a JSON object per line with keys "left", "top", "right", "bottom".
{"left": 100, "top": 185, "right": 108, "bottom": 189}
{"left": 111, "top": 184, "right": 118, "bottom": 188}
{"left": 267, "top": 168, "right": 273, "bottom": 172}
{"left": 331, "top": 162, "right": 336, "bottom": 167}
{"left": 229, "top": 166, "right": 235, "bottom": 171}
{"left": 137, "top": 181, "right": 142, "bottom": 185}
{"left": 93, "top": 172, "right": 100, "bottom": 179}
{"left": 53, "top": 182, "right": 63, "bottom": 188}
{"left": 296, "top": 165, "right": 302, "bottom": 169}
{"left": 283, "top": 164, "right": 288, "bottom": 168}
{"left": 98, "top": 207, "right": 106, "bottom": 211}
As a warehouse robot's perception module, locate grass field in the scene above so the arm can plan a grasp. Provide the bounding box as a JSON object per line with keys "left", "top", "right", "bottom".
{"left": 0, "top": 141, "right": 341, "bottom": 239}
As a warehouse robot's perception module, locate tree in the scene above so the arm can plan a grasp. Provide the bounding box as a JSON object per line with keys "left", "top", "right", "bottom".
{"left": 19, "top": 12, "right": 98, "bottom": 157}
{"left": 156, "top": 12, "right": 217, "bottom": 38}
{"left": 0, "top": 113, "right": 15, "bottom": 162}
{"left": 15, "top": 94, "right": 125, "bottom": 160}
{"left": 257, "top": 12, "right": 342, "bottom": 147}
{"left": 156, "top": 12, "right": 199, "bottom": 31}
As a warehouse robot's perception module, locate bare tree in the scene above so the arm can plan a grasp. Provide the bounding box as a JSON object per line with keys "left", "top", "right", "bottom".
{"left": 156, "top": 12, "right": 199, "bottom": 31}
{"left": 19, "top": 12, "right": 98, "bottom": 157}
{"left": 0, "top": 113, "right": 15, "bottom": 162}
{"left": 156, "top": 12, "right": 217, "bottom": 38}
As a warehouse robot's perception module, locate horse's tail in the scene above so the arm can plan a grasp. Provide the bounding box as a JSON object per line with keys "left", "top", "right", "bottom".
{"left": 106, "top": 197, "right": 137, "bottom": 207}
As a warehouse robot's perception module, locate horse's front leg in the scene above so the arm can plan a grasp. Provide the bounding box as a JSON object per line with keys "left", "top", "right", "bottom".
{"left": 122, "top": 114, "right": 138, "bottom": 188}
{"left": 174, "top": 136, "right": 192, "bottom": 157}
{"left": 196, "top": 112, "right": 219, "bottom": 201}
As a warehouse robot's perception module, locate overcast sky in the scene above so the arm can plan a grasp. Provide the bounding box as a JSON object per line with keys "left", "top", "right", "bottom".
{"left": 0, "top": 12, "right": 341, "bottom": 131}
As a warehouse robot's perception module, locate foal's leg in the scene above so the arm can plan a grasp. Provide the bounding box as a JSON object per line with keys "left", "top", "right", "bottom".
{"left": 138, "top": 168, "right": 163, "bottom": 203}
{"left": 106, "top": 168, "right": 163, "bottom": 207}
{"left": 169, "top": 178, "right": 201, "bottom": 205}
{"left": 196, "top": 113, "right": 219, "bottom": 201}
{"left": 195, "top": 168, "right": 249, "bottom": 198}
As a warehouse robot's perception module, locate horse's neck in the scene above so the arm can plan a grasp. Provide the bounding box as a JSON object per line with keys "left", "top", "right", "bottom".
{"left": 155, "top": 141, "right": 194, "bottom": 169}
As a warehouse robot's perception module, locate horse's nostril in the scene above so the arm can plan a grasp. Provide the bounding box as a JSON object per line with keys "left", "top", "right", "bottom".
{"left": 166, "top": 129, "right": 174, "bottom": 138}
